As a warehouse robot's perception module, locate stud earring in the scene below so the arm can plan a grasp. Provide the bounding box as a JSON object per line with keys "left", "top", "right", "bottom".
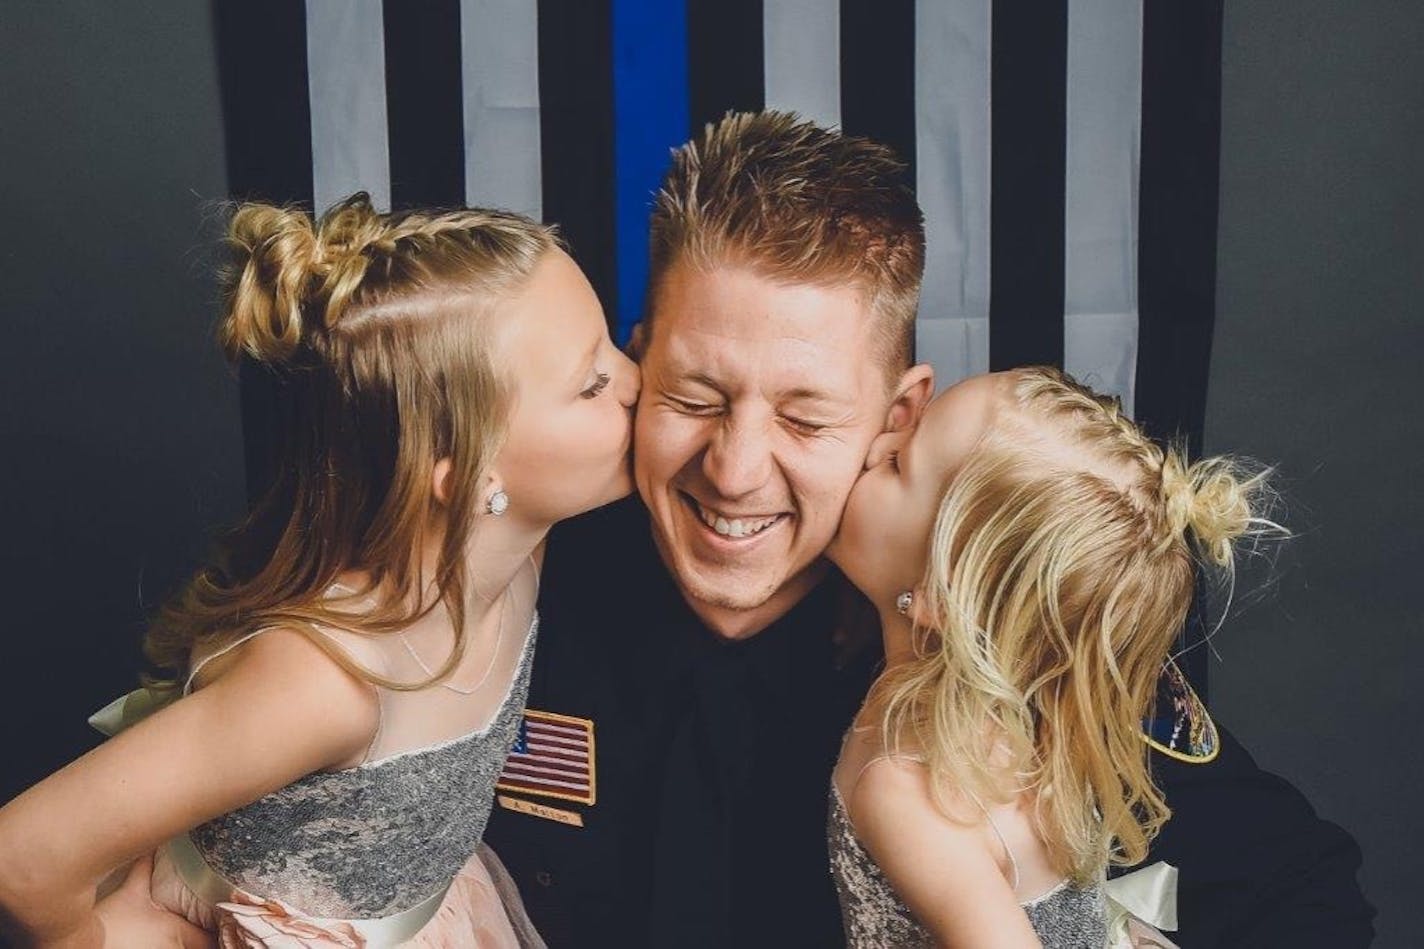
{"left": 486, "top": 490, "right": 509, "bottom": 516}
{"left": 895, "top": 591, "right": 914, "bottom": 616}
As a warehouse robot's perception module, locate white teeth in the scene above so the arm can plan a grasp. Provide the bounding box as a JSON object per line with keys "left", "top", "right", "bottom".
{"left": 696, "top": 503, "right": 780, "bottom": 538}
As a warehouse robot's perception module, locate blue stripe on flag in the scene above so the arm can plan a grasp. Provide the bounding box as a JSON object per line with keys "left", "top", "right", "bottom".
{"left": 611, "top": 0, "right": 688, "bottom": 343}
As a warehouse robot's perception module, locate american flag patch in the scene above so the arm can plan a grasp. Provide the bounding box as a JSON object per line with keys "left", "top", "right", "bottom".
{"left": 496, "top": 709, "right": 596, "bottom": 806}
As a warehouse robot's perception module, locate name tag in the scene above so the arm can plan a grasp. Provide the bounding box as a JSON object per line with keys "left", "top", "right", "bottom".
{"left": 498, "top": 794, "right": 585, "bottom": 827}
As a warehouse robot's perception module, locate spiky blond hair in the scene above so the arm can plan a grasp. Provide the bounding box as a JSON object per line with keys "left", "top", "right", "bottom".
{"left": 648, "top": 111, "right": 924, "bottom": 376}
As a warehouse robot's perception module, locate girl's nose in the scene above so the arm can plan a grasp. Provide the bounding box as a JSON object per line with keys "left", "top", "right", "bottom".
{"left": 864, "top": 429, "right": 910, "bottom": 470}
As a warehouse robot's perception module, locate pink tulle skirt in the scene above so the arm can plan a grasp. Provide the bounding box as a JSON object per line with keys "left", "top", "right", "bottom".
{"left": 146, "top": 843, "right": 544, "bottom": 948}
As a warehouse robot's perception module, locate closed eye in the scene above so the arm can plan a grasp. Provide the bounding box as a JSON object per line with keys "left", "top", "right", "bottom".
{"left": 580, "top": 371, "right": 611, "bottom": 399}
{"left": 781, "top": 416, "right": 827, "bottom": 436}
{"left": 668, "top": 396, "right": 721, "bottom": 415}
{"left": 887, "top": 450, "right": 901, "bottom": 472}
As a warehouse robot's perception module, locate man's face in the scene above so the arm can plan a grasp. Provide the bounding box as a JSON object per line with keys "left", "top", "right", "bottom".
{"left": 634, "top": 259, "right": 897, "bottom": 638}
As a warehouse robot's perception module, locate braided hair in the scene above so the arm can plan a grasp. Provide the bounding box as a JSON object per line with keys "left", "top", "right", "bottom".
{"left": 145, "top": 194, "right": 557, "bottom": 690}
{"left": 871, "top": 366, "right": 1281, "bottom": 884}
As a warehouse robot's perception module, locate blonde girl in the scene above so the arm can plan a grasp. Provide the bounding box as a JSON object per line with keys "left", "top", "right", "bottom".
{"left": 0, "top": 193, "right": 637, "bottom": 947}
{"left": 825, "top": 367, "right": 1274, "bottom": 948}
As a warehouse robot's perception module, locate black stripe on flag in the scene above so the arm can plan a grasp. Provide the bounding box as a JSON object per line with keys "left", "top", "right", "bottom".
{"left": 1136, "top": 0, "right": 1224, "bottom": 458}
{"left": 383, "top": 0, "right": 465, "bottom": 209}
{"left": 840, "top": 0, "right": 916, "bottom": 187}
{"left": 538, "top": 0, "right": 618, "bottom": 326}
{"left": 214, "top": 1, "right": 313, "bottom": 209}
{"left": 989, "top": 3, "right": 1068, "bottom": 371}
{"left": 687, "top": 0, "right": 763, "bottom": 134}
{"left": 214, "top": 0, "right": 314, "bottom": 507}
{"left": 1137, "top": 0, "right": 1225, "bottom": 695}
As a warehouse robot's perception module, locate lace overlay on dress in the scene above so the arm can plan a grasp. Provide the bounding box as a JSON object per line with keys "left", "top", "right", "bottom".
{"left": 828, "top": 783, "right": 1109, "bottom": 948}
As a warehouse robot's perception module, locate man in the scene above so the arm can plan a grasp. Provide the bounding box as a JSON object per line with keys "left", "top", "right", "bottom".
{"left": 489, "top": 112, "right": 929, "bottom": 947}
{"left": 484, "top": 111, "right": 1372, "bottom": 947}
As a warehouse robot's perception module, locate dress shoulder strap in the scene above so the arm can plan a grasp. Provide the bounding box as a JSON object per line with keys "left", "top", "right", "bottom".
{"left": 183, "top": 625, "right": 386, "bottom": 764}
{"left": 844, "top": 751, "right": 925, "bottom": 802}
{"left": 184, "top": 620, "right": 387, "bottom": 697}
{"left": 963, "top": 787, "right": 1021, "bottom": 892}
{"left": 846, "top": 752, "right": 1023, "bottom": 894}
{"left": 182, "top": 628, "right": 274, "bottom": 695}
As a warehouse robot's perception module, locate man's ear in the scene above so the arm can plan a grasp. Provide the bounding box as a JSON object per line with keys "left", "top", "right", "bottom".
{"left": 626, "top": 321, "right": 648, "bottom": 362}
{"left": 884, "top": 363, "right": 934, "bottom": 433}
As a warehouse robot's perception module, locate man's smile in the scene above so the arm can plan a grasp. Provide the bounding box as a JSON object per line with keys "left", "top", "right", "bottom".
{"left": 679, "top": 492, "right": 790, "bottom": 542}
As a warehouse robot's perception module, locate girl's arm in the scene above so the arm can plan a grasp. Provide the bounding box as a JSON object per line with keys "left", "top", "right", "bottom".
{"left": 847, "top": 758, "right": 1043, "bottom": 949}
{"left": 0, "top": 628, "right": 379, "bottom": 949}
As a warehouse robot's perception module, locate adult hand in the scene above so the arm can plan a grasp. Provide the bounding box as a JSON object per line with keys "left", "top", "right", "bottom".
{"left": 95, "top": 855, "right": 214, "bottom": 949}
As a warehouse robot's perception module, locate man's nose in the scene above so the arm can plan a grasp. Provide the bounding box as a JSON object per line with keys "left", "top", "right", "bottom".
{"left": 864, "top": 429, "right": 909, "bottom": 470}
{"left": 703, "top": 415, "right": 774, "bottom": 499}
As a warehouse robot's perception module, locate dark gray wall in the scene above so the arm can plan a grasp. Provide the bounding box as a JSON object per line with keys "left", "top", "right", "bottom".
{"left": 1207, "top": 2, "right": 1424, "bottom": 946}
{"left": 0, "top": 3, "right": 243, "bottom": 800}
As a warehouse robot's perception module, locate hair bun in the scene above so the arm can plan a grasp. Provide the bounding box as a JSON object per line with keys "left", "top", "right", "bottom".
{"left": 1161, "top": 451, "right": 1263, "bottom": 566}
{"left": 221, "top": 192, "right": 401, "bottom": 364}
{"left": 221, "top": 203, "right": 322, "bottom": 364}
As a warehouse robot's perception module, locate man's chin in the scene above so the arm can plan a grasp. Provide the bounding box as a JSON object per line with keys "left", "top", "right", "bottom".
{"left": 675, "top": 565, "right": 782, "bottom": 614}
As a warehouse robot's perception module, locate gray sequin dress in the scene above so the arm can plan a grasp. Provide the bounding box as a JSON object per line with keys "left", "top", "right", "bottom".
{"left": 828, "top": 784, "right": 1109, "bottom": 948}
{"left": 187, "top": 617, "right": 538, "bottom": 919}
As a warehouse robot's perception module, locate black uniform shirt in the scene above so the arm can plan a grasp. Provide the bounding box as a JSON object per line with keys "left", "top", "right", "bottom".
{"left": 487, "top": 498, "right": 874, "bottom": 947}
{"left": 486, "top": 498, "right": 1374, "bottom": 948}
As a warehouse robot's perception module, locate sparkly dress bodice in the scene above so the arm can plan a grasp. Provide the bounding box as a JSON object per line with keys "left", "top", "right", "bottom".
{"left": 828, "top": 784, "right": 1109, "bottom": 948}
{"left": 188, "top": 616, "right": 538, "bottom": 919}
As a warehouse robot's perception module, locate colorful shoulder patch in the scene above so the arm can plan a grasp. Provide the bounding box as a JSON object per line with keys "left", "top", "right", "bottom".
{"left": 1141, "top": 659, "right": 1219, "bottom": 763}
{"left": 496, "top": 709, "right": 596, "bottom": 805}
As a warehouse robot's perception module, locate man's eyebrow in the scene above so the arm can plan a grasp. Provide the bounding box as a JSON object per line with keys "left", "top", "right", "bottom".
{"left": 666, "top": 371, "right": 725, "bottom": 392}
{"left": 661, "top": 372, "right": 850, "bottom": 407}
{"left": 781, "top": 386, "right": 850, "bottom": 406}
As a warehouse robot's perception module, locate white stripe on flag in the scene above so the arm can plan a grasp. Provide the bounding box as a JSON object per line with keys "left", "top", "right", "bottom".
{"left": 524, "top": 732, "right": 586, "bottom": 750}
{"left": 504, "top": 760, "right": 587, "bottom": 780}
{"left": 527, "top": 721, "right": 588, "bottom": 738}
{"left": 1064, "top": 0, "right": 1143, "bottom": 414}
{"left": 762, "top": 0, "right": 841, "bottom": 129}
{"left": 305, "top": 0, "right": 391, "bottom": 214}
{"left": 916, "top": 0, "right": 992, "bottom": 388}
{"left": 460, "top": 0, "right": 542, "bottom": 217}
{"left": 527, "top": 742, "right": 588, "bottom": 759}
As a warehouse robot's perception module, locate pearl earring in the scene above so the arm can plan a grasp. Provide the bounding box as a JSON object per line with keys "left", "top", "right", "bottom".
{"left": 895, "top": 591, "right": 914, "bottom": 616}
{"left": 486, "top": 490, "right": 509, "bottom": 516}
